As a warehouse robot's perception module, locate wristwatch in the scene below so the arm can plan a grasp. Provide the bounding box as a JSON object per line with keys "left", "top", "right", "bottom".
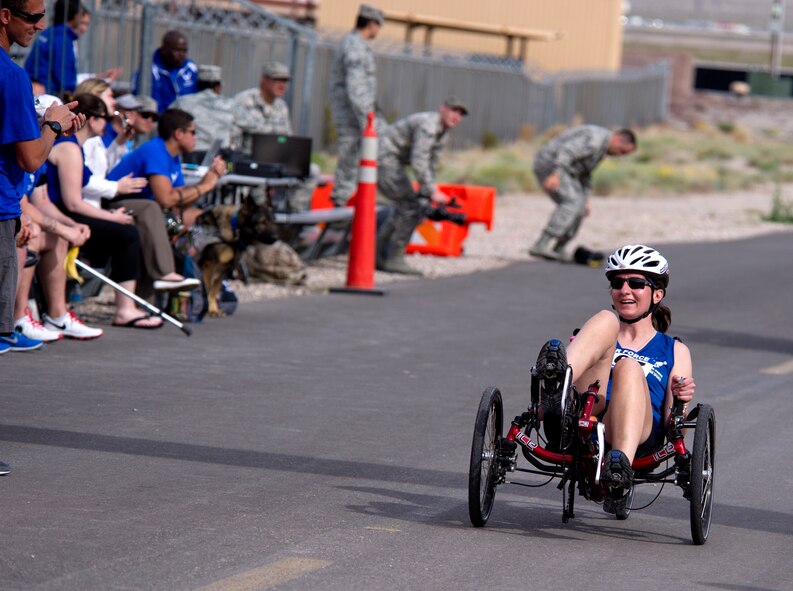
{"left": 42, "top": 120, "right": 63, "bottom": 137}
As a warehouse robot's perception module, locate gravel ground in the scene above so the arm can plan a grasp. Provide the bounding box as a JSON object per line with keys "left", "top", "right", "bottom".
{"left": 75, "top": 186, "right": 791, "bottom": 322}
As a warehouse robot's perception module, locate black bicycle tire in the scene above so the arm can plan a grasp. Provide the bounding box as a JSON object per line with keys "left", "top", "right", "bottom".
{"left": 468, "top": 387, "right": 503, "bottom": 527}
{"left": 690, "top": 404, "right": 716, "bottom": 545}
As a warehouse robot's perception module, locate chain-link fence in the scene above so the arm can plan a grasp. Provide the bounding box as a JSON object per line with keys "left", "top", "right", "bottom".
{"left": 16, "top": 1, "right": 668, "bottom": 149}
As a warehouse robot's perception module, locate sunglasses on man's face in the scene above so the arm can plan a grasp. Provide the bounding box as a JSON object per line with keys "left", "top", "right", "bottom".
{"left": 609, "top": 277, "right": 654, "bottom": 290}
{"left": 8, "top": 7, "right": 46, "bottom": 24}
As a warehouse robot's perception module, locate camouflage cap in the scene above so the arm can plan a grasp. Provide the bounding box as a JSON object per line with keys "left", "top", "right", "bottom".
{"left": 358, "top": 4, "right": 384, "bottom": 25}
{"left": 261, "top": 61, "right": 291, "bottom": 80}
{"left": 198, "top": 64, "right": 222, "bottom": 83}
{"left": 444, "top": 95, "right": 468, "bottom": 116}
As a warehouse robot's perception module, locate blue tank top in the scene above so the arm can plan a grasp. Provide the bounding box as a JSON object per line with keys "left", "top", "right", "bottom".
{"left": 607, "top": 331, "right": 676, "bottom": 428}
{"left": 46, "top": 135, "right": 92, "bottom": 205}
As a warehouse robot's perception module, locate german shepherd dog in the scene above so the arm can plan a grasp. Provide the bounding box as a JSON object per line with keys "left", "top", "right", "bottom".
{"left": 196, "top": 195, "right": 279, "bottom": 317}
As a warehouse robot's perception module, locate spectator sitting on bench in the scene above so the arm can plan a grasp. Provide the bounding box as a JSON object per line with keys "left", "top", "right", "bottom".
{"left": 70, "top": 84, "right": 196, "bottom": 294}
{"left": 107, "top": 94, "right": 159, "bottom": 170}
{"left": 15, "top": 182, "right": 103, "bottom": 341}
{"left": 47, "top": 93, "right": 162, "bottom": 329}
{"left": 107, "top": 108, "right": 227, "bottom": 230}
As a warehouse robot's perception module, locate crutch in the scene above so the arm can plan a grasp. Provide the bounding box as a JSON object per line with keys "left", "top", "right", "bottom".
{"left": 66, "top": 248, "right": 192, "bottom": 336}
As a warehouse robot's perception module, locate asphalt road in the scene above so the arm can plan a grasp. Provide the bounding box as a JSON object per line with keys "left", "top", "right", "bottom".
{"left": 3, "top": 233, "right": 792, "bottom": 591}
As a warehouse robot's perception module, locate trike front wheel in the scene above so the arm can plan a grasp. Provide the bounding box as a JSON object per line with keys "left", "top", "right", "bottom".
{"left": 468, "top": 387, "right": 503, "bottom": 527}
{"left": 690, "top": 404, "right": 716, "bottom": 545}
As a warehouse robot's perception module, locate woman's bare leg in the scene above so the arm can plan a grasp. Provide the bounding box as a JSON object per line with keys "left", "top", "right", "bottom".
{"left": 567, "top": 310, "right": 619, "bottom": 415}
{"left": 603, "top": 358, "right": 654, "bottom": 463}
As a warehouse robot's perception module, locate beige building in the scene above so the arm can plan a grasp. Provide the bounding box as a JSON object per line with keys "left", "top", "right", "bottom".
{"left": 312, "top": 0, "right": 624, "bottom": 72}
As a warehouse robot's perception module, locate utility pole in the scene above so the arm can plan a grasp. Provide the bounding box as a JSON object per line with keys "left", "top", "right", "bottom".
{"left": 770, "top": 0, "right": 786, "bottom": 78}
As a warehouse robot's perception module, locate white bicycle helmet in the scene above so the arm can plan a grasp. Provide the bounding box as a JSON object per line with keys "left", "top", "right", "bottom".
{"left": 605, "top": 244, "right": 669, "bottom": 288}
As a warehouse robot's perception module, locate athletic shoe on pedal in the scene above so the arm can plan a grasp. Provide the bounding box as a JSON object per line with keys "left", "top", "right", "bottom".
{"left": 534, "top": 339, "right": 568, "bottom": 414}
{"left": 603, "top": 484, "right": 634, "bottom": 520}
{"left": 0, "top": 331, "right": 43, "bottom": 352}
{"left": 43, "top": 311, "right": 104, "bottom": 340}
{"left": 603, "top": 449, "right": 634, "bottom": 499}
{"left": 0, "top": 459, "right": 10, "bottom": 475}
{"left": 15, "top": 308, "right": 63, "bottom": 342}
{"left": 0, "top": 340, "right": 11, "bottom": 355}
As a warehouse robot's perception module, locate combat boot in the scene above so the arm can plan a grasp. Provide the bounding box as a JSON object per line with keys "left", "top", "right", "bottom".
{"left": 378, "top": 252, "right": 423, "bottom": 276}
{"left": 377, "top": 224, "right": 423, "bottom": 275}
{"left": 529, "top": 232, "right": 562, "bottom": 261}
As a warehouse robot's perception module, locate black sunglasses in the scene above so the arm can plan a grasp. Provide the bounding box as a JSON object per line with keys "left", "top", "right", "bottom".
{"left": 609, "top": 277, "right": 655, "bottom": 290}
{"left": 8, "top": 7, "right": 46, "bottom": 24}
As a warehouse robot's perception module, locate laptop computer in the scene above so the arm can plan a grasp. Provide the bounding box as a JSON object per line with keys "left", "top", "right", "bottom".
{"left": 251, "top": 133, "right": 312, "bottom": 179}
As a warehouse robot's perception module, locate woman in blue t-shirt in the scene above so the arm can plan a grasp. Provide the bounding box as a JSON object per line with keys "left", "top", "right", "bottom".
{"left": 535, "top": 244, "right": 696, "bottom": 516}
{"left": 47, "top": 94, "right": 162, "bottom": 329}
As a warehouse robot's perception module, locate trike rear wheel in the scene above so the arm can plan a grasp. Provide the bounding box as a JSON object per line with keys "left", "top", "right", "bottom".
{"left": 468, "top": 387, "right": 503, "bottom": 527}
{"left": 690, "top": 404, "right": 716, "bottom": 545}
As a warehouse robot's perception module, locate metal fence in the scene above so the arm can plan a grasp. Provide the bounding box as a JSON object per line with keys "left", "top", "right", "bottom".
{"left": 18, "top": 1, "right": 669, "bottom": 149}
{"left": 305, "top": 36, "right": 669, "bottom": 149}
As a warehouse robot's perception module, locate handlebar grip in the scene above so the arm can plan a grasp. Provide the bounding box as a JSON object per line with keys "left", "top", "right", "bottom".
{"left": 672, "top": 397, "right": 686, "bottom": 417}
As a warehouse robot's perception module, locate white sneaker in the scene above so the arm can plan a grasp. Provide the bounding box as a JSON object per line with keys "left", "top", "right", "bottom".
{"left": 15, "top": 309, "right": 63, "bottom": 343}
{"left": 43, "top": 311, "right": 104, "bottom": 340}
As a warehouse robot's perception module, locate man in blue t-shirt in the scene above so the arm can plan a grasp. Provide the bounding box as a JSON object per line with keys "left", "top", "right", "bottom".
{"left": 108, "top": 108, "right": 225, "bottom": 229}
{"left": 133, "top": 30, "right": 199, "bottom": 113}
{"left": 1, "top": 0, "right": 85, "bottom": 471}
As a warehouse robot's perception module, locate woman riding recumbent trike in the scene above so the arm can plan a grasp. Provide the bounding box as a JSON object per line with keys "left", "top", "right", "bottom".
{"left": 467, "top": 245, "right": 716, "bottom": 545}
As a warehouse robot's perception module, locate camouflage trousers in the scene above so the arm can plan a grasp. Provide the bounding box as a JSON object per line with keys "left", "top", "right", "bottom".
{"left": 534, "top": 168, "right": 588, "bottom": 241}
{"left": 377, "top": 159, "right": 422, "bottom": 254}
{"left": 330, "top": 124, "right": 362, "bottom": 207}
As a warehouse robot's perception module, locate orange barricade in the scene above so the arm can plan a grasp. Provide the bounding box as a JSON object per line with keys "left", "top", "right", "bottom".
{"left": 310, "top": 181, "right": 495, "bottom": 259}
{"left": 406, "top": 184, "right": 496, "bottom": 257}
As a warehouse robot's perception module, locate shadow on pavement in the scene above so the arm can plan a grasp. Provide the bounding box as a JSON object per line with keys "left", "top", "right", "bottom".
{"left": 0, "top": 423, "right": 462, "bottom": 488}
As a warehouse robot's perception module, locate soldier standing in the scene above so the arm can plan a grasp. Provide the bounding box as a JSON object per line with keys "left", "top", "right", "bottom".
{"left": 376, "top": 97, "right": 468, "bottom": 276}
{"left": 174, "top": 64, "right": 259, "bottom": 152}
{"left": 328, "top": 4, "right": 383, "bottom": 207}
{"left": 530, "top": 125, "right": 636, "bottom": 261}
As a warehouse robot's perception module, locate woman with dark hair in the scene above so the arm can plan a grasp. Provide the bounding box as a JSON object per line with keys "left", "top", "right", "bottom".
{"left": 534, "top": 244, "right": 695, "bottom": 518}
{"left": 47, "top": 93, "right": 162, "bottom": 330}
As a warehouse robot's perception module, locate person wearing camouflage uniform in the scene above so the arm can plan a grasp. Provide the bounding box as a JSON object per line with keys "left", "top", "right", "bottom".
{"left": 376, "top": 97, "right": 468, "bottom": 275}
{"left": 233, "top": 62, "right": 317, "bottom": 212}
{"left": 531, "top": 125, "right": 636, "bottom": 260}
{"left": 233, "top": 61, "right": 293, "bottom": 144}
{"left": 328, "top": 4, "right": 383, "bottom": 207}
{"left": 173, "top": 65, "right": 259, "bottom": 152}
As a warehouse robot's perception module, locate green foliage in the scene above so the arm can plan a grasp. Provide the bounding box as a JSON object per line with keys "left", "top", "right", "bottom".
{"left": 764, "top": 186, "right": 793, "bottom": 224}
{"left": 481, "top": 130, "right": 499, "bottom": 150}
{"left": 322, "top": 104, "right": 337, "bottom": 147}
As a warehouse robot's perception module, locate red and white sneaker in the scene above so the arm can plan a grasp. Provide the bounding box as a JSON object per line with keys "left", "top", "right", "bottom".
{"left": 43, "top": 311, "right": 104, "bottom": 340}
{"left": 14, "top": 308, "right": 63, "bottom": 342}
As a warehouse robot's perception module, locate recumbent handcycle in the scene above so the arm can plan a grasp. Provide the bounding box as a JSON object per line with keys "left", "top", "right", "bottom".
{"left": 467, "top": 339, "right": 716, "bottom": 545}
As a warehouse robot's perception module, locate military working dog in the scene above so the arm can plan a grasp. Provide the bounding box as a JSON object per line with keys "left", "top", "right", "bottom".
{"left": 195, "top": 195, "right": 279, "bottom": 317}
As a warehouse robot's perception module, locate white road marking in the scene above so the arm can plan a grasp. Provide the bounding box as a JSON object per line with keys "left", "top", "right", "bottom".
{"left": 195, "top": 557, "right": 332, "bottom": 591}
{"left": 760, "top": 358, "right": 793, "bottom": 375}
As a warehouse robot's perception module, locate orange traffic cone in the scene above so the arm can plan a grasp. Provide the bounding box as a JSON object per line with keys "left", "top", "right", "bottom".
{"left": 330, "top": 112, "right": 385, "bottom": 296}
